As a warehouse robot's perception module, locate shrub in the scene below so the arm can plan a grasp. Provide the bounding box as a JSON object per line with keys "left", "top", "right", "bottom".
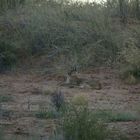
{"left": 0, "top": 0, "right": 140, "bottom": 76}
{"left": 61, "top": 104, "right": 110, "bottom": 140}
{"left": 0, "top": 41, "right": 17, "bottom": 72}
{"left": 55, "top": 101, "right": 128, "bottom": 140}
{"left": 120, "top": 37, "right": 140, "bottom": 81}
{"left": 121, "top": 65, "right": 140, "bottom": 81}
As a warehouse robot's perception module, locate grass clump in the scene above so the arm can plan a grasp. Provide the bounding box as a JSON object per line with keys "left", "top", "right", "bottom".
{"left": 44, "top": 89, "right": 53, "bottom": 96}
{"left": 94, "top": 110, "right": 140, "bottom": 122}
{"left": 0, "top": 109, "right": 13, "bottom": 119}
{"left": 35, "top": 108, "right": 60, "bottom": 119}
{"left": 124, "top": 74, "right": 137, "bottom": 85}
{"left": 72, "top": 94, "right": 88, "bottom": 106}
{"left": 36, "top": 90, "right": 65, "bottom": 119}
{"left": 120, "top": 65, "right": 140, "bottom": 85}
{"left": 110, "top": 112, "right": 140, "bottom": 122}
{"left": 35, "top": 111, "right": 48, "bottom": 119}
{"left": 0, "top": 95, "right": 12, "bottom": 103}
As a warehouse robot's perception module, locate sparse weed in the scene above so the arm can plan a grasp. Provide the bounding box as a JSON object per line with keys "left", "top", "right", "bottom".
{"left": 51, "top": 90, "right": 65, "bottom": 112}
{"left": 0, "top": 109, "right": 13, "bottom": 119}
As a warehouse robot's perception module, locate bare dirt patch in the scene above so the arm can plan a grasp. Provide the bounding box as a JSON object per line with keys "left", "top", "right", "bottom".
{"left": 0, "top": 68, "right": 140, "bottom": 139}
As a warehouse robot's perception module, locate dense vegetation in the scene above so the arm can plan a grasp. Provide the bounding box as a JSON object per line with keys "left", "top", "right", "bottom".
{"left": 0, "top": 0, "right": 140, "bottom": 82}
{"left": 0, "top": 1, "right": 140, "bottom": 139}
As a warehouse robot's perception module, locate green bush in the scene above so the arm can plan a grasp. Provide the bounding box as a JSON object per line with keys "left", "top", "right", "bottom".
{"left": 0, "top": 0, "right": 140, "bottom": 76}
{"left": 0, "top": 0, "right": 121, "bottom": 72}
{"left": 62, "top": 104, "right": 110, "bottom": 140}
{"left": 0, "top": 41, "right": 17, "bottom": 72}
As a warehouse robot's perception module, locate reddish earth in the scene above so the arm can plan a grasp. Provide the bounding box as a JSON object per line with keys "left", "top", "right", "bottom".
{"left": 0, "top": 68, "right": 139, "bottom": 140}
